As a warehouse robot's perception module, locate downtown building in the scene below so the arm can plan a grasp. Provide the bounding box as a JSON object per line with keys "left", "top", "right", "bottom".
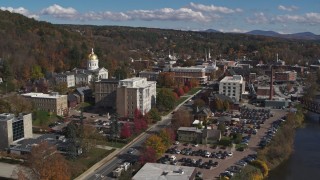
{"left": 0, "top": 113, "right": 33, "bottom": 150}
{"left": 219, "top": 75, "right": 245, "bottom": 102}
{"left": 22, "top": 92, "right": 68, "bottom": 116}
{"left": 116, "top": 77, "right": 156, "bottom": 117}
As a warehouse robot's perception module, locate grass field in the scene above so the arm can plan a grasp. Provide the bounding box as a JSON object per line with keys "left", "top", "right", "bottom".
{"left": 69, "top": 148, "right": 115, "bottom": 178}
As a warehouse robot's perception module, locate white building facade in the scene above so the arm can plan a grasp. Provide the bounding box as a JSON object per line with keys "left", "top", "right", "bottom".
{"left": 219, "top": 75, "right": 245, "bottom": 101}
{"left": 116, "top": 77, "right": 156, "bottom": 117}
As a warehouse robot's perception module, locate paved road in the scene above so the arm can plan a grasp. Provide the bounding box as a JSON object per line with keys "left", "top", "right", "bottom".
{"left": 82, "top": 89, "right": 203, "bottom": 180}
{"left": 84, "top": 114, "right": 172, "bottom": 180}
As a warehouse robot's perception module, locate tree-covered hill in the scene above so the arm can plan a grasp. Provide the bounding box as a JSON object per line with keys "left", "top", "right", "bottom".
{"left": 0, "top": 10, "right": 320, "bottom": 87}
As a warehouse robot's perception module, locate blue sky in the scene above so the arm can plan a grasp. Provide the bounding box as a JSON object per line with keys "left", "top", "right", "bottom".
{"left": 1, "top": 0, "right": 320, "bottom": 34}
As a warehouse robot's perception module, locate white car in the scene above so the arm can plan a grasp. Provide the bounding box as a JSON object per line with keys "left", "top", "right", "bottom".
{"left": 174, "top": 141, "right": 180, "bottom": 145}
{"left": 227, "top": 152, "right": 233, "bottom": 157}
{"left": 193, "top": 144, "right": 199, "bottom": 147}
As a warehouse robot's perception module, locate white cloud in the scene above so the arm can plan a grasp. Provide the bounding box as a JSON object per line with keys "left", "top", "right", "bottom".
{"left": 189, "top": 2, "right": 242, "bottom": 14}
{"left": 274, "top": 12, "right": 320, "bottom": 25}
{"left": 83, "top": 11, "right": 131, "bottom": 21}
{"left": 246, "top": 12, "right": 269, "bottom": 24}
{"left": 127, "top": 8, "right": 210, "bottom": 22}
{"left": 0, "top": 6, "right": 39, "bottom": 19}
{"left": 41, "top": 4, "right": 78, "bottom": 19}
{"left": 81, "top": 7, "right": 216, "bottom": 22}
{"left": 278, "top": 5, "right": 298, "bottom": 12}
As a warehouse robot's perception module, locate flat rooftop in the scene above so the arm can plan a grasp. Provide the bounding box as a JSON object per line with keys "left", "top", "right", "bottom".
{"left": 220, "top": 75, "right": 243, "bottom": 83}
{"left": 0, "top": 113, "right": 14, "bottom": 121}
{"left": 132, "top": 163, "right": 195, "bottom": 180}
{"left": 22, "top": 92, "right": 66, "bottom": 99}
{"left": 178, "top": 127, "right": 202, "bottom": 133}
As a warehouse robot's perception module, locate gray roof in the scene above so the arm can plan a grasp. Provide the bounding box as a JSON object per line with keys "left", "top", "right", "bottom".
{"left": 218, "top": 116, "right": 232, "bottom": 122}
{"left": 177, "top": 127, "right": 202, "bottom": 133}
{"left": 76, "top": 86, "right": 91, "bottom": 95}
{"left": 202, "top": 129, "right": 221, "bottom": 140}
{"left": 132, "top": 163, "right": 195, "bottom": 180}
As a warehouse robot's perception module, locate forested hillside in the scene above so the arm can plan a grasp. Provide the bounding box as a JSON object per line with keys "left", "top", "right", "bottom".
{"left": 1, "top": 10, "right": 320, "bottom": 89}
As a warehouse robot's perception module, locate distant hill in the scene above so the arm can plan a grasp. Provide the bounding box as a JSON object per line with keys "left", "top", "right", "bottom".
{"left": 203, "top": 29, "right": 220, "bottom": 33}
{"left": 246, "top": 30, "right": 320, "bottom": 40}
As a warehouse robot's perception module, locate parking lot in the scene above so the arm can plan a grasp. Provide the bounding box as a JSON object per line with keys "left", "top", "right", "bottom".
{"left": 158, "top": 108, "right": 287, "bottom": 179}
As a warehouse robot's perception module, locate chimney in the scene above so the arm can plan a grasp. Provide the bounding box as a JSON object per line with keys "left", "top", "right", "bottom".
{"left": 269, "top": 67, "right": 274, "bottom": 100}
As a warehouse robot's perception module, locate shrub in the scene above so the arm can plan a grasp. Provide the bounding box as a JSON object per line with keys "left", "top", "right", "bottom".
{"left": 250, "top": 160, "right": 269, "bottom": 177}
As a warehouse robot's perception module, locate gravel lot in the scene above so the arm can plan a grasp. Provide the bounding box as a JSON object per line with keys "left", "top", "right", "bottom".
{"left": 162, "top": 109, "right": 287, "bottom": 180}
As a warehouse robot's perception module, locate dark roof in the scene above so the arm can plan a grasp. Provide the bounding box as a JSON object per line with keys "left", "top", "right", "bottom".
{"left": 202, "top": 129, "right": 221, "bottom": 140}
{"left": 195, "top": 107, "right": 212, "bottom": 116}
{"left": 218, "top": 116, "right": 232, "bottom": 122}
{"left": 76, "top": 86, "right": 91, "bottom": 95}
{"left": 67, "top": 94, "right": 77, "bottom": 101}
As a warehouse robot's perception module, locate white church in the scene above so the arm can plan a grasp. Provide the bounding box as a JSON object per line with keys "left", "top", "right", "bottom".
{"left": 55, "top": 48, "right": 108, "bottom": 87}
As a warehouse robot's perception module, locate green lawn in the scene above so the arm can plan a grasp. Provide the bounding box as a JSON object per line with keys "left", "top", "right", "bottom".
{"left": 32, "top": 110, "right": 58, "bottom": 127}
{"left": 175, "top": 96, "right": 188, "bottom": 106}
{"left": 186, "top": 87, "right": 202, "bottom": 95}
{"left": 70, "top": 148, "right": 115, "bottom": 178}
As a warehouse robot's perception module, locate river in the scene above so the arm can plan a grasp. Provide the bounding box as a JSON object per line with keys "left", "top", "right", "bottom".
{"left": 268, "top": 112, "right": 320, "bottom": 180}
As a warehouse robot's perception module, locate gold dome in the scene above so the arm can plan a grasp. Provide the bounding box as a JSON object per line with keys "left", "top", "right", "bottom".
{"left": 88, "top": 48, "right": 98, "bottom": 61}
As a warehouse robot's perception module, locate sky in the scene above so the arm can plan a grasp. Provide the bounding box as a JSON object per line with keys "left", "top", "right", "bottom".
{"left": 1, "top": 0, "right": 320, "bottom": 34}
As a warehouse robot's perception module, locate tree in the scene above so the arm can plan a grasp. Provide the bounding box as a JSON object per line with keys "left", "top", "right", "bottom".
{"left": 0, "top": 99, "right": 12, "bottom": 113}
{"left": 251, "top": 160, "right": 269, "bottom": 177}
{"left": 120, "top": 122, "right": 131, "bottom": 139}
{"left": 30, "top": 65, "right": 44, "bottom": 80}
{"left": 145, "top": 135, "right": 166, "bottom": 157}
{"left": 27, "top": 141, "right": 70, "bottom": 180}
{"left": 159, "top": 128, "right": 175, "bottom": 148}
{"left": 53, "top": 82, "right": 68, "bottom": 94}
{"left": 171, "top": 109, "right": 193, "bottom": 131}
{"left": 156, "top": 88, "right": 176, "bottom": 111}
{"left": 139, "top": 146, "right": 157, "bottom": 165}
{"left": 183, "top": 86, "right": 189, "bottom": 93}
{"left": 223, "top": 100, "right": 230, "bottom": 111}
{"left": 147, "top": 108, "right": 161, "bottom": 123}
{"left": 174, "top": 87, "right": 185, "bottom": 97}
{"left": 193, "top": 98, "right": 206, "bottom": 109}
{"left": 214, "top": 98, "right": 224, "bottom": 111}
{"left": 218, "top": 123, "right": 226, "bottom": 133}
{"left": 158, "top": 72, "right": 175, "bottom": 88}
{"left": 7, "top": 95, "right": 32, "bottom": 114}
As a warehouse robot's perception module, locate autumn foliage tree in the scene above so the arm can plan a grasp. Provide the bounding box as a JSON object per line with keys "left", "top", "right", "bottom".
{"left": 145, "top": 134, "right": 166, "bottom": 157}
{"left": 175, "top": 87, "right": 185, "bottom": 97}
{"left": 139, "top": 146, "right": 157, "bottom": 165}
{"left": 171, "top": 109, "right": 193, "bottom": 131}
{"left": 159, "top": 128, "right": 176, "bottom": 148}
{"left": 120, "top": 122, "right": 131, "bottom": 139}
{"left": 27, "top": 141, "right": 70, "bottom": 180}
{"left": 133, "top": 109, "right": 148, "bottom": 134}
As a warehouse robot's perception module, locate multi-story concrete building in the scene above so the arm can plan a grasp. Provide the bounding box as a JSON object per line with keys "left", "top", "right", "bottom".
{"left": 22, "top": 92, "right": 68, "bottom": 116}
{"left": 219, "top": 75, "right": 245, "bottom": 102}
{"left": 116, "top": 77, "right": 156, "bottom": 117}
{"left": 0, "top": 113, "right": 33, "bottom": 150}
{"left": 275, "top": 71, "right": 297, "bottom": 82}
{"left": 95, "top": 79, "right": 119, "bottom": 108}
{"left": 169, "top": 67, "right": 208, "bottom": 84}
{"left": 55, "top": 72, "right": 75, "bottom": 88}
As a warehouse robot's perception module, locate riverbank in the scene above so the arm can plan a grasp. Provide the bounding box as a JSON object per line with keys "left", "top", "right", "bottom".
{"left": 231, "top": 108, "right": 305, "bottom": 180}
{"left": 268, "top": 112, "right": 320, "bottom": 180}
